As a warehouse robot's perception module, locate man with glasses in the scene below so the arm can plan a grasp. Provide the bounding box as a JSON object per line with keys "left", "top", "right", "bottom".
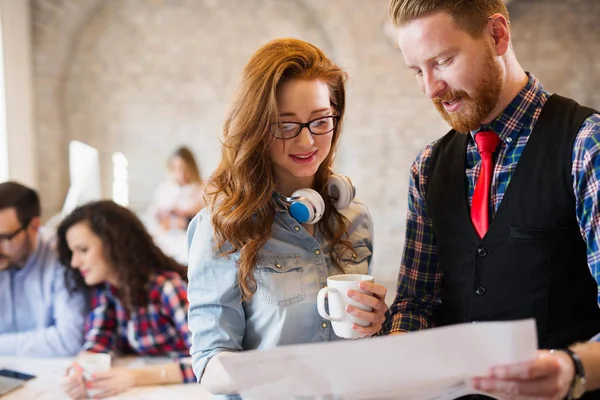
{"left": 0, "top": 181, "right": 85, "bottom": 356}
{"left": 383, "top": 0, "right": 600, "bottom": 398}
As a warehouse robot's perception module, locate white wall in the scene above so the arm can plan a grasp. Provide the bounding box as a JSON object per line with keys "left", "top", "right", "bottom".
{"left": 0, "top": 0, "right": 36, "bottom": 187}
{"left": 30, "top": 0, "right": 600, "bottom": 302}
{"left": 0, "top": 9, "right": 7, "bottom": 183}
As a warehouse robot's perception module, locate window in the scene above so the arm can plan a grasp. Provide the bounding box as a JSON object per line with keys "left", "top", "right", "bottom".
{"left": 112, "top": 152, "right": 129, "bottom": 207}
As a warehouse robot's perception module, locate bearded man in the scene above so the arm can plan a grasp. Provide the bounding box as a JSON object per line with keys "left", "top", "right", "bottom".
{"left": 0, "top": 181, "right": 85, "bottom": 356}
{"left": 383, "top": 1, "right": 600, "bottom": 399}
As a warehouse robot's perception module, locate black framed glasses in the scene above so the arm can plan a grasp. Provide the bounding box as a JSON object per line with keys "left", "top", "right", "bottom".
{"left": 0, "top": 225, "right": 27, "bottom": 243}
{"left": 271, "top": 115, "right": 340, "bottom": 140}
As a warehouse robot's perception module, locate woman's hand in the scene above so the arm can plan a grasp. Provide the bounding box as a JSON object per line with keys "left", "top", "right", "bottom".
{"left": 173, "top": 215, "right": 189, "bottom": 230}
{"left": 171, "top": 206, "right": 190, "bottom": 218}
{"left": 60, "top": 362, "right": 86, "bottom": 399}
{"left": 345, "top": 281, "right": 388, "bottom": 336}
{"left": 158, "top": 215, "right": 171, "bottom": 231}
{"left": 85, "top": 367, "right": 136, "bottom": 399}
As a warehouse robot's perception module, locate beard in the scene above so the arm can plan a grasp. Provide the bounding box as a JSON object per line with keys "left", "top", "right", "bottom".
{"left": 0, "top": 234, "right": 33, "bottom": 270}
{"left": 0, "top": 255, "right": 10, "bottom": 270}
{"left": 433, "top": 45, "right": 503, "bottom": 133}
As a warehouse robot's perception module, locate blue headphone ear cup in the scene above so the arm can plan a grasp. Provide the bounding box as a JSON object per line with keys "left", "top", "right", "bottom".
{"left": 289, "top": 199, "right": 312, "bottom": 224}
{"left": 289, "top": 188, "right": 325, "bottom": 224}
{"left": 327, "top": 174, "right": 355, "bottom": 210}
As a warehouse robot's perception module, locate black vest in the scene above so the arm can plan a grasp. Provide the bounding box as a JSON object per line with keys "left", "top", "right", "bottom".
{"left": 426, "top": 95, "right": 600, "bottom": 398}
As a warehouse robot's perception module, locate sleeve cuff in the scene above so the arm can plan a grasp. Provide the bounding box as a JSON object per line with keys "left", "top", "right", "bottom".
{"left": 191, "top": 348, "right": 226, "bottom": 383}
{"left": 381, "top": 313, "right": 428, "bottom": 334}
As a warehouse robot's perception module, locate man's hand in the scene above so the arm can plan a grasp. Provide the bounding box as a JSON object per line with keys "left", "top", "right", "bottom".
{"left": 471, "top": 349, "right": 574, "bottom": 400}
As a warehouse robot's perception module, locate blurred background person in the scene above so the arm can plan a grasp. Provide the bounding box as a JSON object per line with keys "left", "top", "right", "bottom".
{"left": 57, "top": 200, "right": 195, "bottom": 399}
{"left": 0, "top": 181, "right": 86, "bottom": 356}
{"left": 148, "top": 146, "right": 207, "bottom": 232}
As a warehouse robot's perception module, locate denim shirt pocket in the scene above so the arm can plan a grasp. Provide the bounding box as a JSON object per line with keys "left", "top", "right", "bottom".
{"left": 339, "top": 245, "right": 372, "bottom": 275}
{"left": 255, "top": 254, "right": 305, "bottom": 307}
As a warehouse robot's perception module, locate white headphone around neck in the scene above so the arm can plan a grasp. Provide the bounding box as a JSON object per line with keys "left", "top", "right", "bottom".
{"left": 279, "top": 174, "right": 356, "bottom": 225}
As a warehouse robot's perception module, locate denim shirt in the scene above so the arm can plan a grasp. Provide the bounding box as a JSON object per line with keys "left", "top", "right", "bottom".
{"left": 187, "top": 199, "right": 373, "bottom": 398}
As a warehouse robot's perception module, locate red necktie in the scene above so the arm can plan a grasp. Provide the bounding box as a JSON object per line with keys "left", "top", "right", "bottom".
{"left": 471, "top": 131, "right": 501, "bottom": 238}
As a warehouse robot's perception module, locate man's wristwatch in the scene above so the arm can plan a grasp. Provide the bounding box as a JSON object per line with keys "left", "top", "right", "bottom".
{"left": 553, "top": 348, "right": 587, "bottom": 399}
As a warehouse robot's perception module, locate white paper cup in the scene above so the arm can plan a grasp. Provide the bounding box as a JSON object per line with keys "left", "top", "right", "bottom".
{"left": 77, "top": 353, "right": 111, "bottom": 398}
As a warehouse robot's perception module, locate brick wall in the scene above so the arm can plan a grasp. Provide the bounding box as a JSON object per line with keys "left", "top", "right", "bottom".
{"left": 32, "top": 0, "right": 600, "bottom": 298}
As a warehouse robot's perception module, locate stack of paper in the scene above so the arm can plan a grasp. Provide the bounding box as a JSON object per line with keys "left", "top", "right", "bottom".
{"left": 220, "top": 319, "right": 538, "bottom": 400}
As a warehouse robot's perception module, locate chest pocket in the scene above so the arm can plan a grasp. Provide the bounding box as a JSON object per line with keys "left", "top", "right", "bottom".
{"left": 255, "top": 254, "right": 305, "bottom": 307}
{"left": 509, "top": 226, "right": 571, "bottom": 242}
{"left": 339, "top": 245, "right": 371, "bottom": 275}
{"left": 509, "top": 226, "right": 574, "bottom": 265}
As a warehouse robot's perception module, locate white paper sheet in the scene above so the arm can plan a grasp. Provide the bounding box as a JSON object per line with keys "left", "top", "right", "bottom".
{"left": 219, "top": 319, "right": 538, "bottom": 400}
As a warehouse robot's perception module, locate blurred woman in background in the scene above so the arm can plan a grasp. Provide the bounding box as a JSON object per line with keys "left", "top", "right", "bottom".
{"left": 148, "top": 146, "right": 206, "bottom": 231}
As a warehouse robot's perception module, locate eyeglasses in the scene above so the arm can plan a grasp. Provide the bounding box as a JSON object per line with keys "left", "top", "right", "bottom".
{"left": 271, "top": 115, "right": 340, "bottom": 140}
{"left": 0, "top": 225, "right": 27, "bottom": 244}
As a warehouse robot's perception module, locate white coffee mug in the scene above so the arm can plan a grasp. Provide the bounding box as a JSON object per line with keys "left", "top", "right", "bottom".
{"left": 317, "top": 274, "right": 374, "bottom": 339}
{"left": 76, "top": 353, "right": 112, "bottom": 399}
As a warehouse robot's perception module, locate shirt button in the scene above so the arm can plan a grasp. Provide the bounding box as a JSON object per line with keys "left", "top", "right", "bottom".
{"left": 352, "top": 253, "right": 357, "bottom": 259}
{"left": 321, "top": 322, "right": 328, "bottom": 329}
{"left": 275, "top": 263, "right": 282, "bottom": 269}
{"left": 315, "top": 249, "right": 321, "bottom": 255}
{"left": 474, "top": 286, "right": 487, "bottom": 296}
{"left": 476, "top": 247, "right": 488, "bottom": 257}
{"left": 294, "top": 226, "right": 300, "bottom": 232}
{"left": 506, "top": 137, "right": 513, "bottom": 143}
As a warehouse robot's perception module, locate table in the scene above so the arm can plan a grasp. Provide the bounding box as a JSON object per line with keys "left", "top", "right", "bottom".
{"left": 0, "top": 356, "right": 212, "bottom": 399}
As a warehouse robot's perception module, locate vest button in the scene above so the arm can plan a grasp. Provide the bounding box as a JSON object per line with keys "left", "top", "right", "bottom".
{"left": 476, "top": 247, "right": 488, "bottom": 257}
{"left": 474, "top": 286, "right": 487, "bottom": 296}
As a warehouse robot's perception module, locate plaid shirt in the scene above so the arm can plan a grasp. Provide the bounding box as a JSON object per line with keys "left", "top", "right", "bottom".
{"left": 83, "top": 270, "right": 195, "bottom": 383}
{"left": 384, "top": 74, "right": 600, "bottom": 334}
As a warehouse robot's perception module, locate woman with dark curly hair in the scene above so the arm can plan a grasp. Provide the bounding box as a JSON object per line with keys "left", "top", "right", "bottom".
{"left": 56, "top": 200, "right": 195, "bottom": 399}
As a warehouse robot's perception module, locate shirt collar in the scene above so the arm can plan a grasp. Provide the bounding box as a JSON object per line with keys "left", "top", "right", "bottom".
{"left": 14, "top": 232, "right": 44, "bottom": 273}
{"left": 470, "top": 73, "right": 545, "bottom": 144}
{"left": 103, "top": 282, "right": 119, "bottom": 299}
